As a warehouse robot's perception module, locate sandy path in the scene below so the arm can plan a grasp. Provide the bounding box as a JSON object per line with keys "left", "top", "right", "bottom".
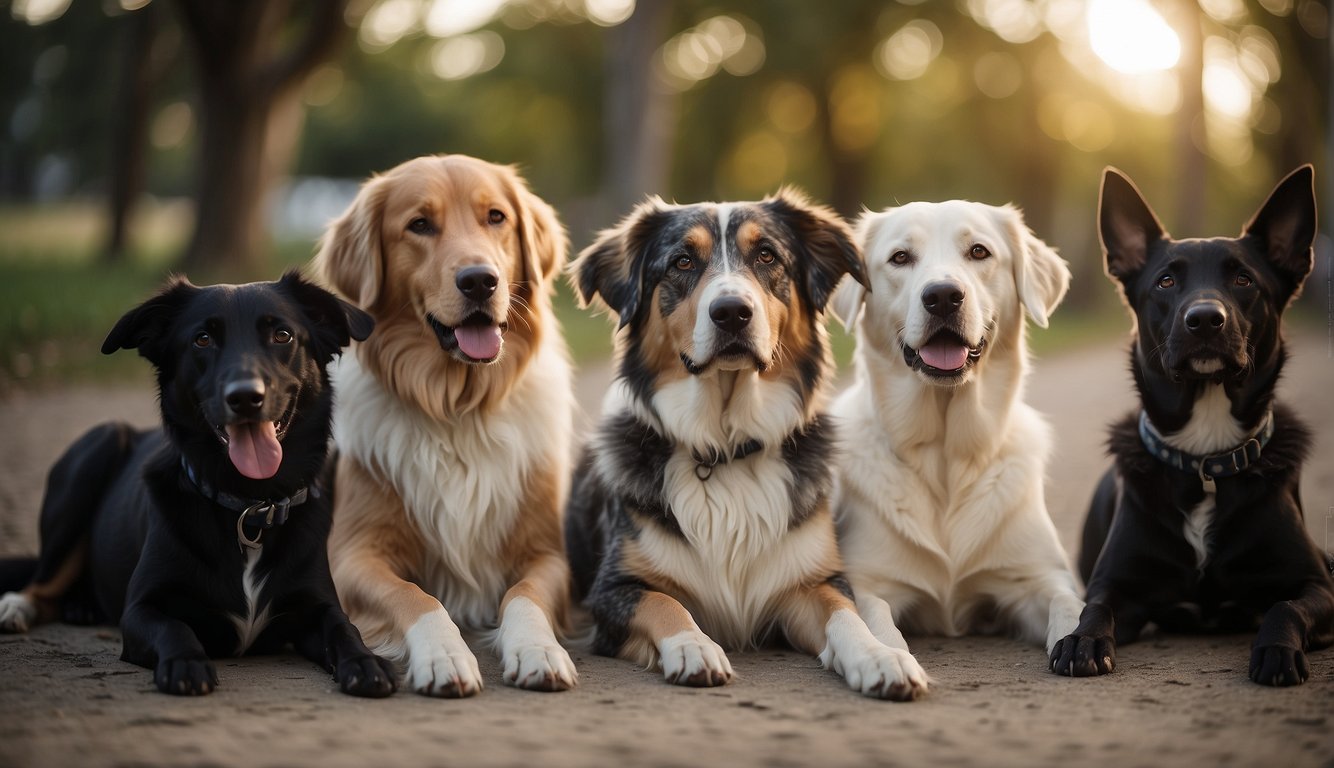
{"left": 1, "top": 332, "right": 1331, "bottom": 767}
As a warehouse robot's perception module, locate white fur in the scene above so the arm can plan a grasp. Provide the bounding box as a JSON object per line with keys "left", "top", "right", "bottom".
{"left": 403, "top": 607, "right": 484, "bottom": 696}
{"left": 832, "top": 201, "right": 1082, "bottom": 658}
{"left": 819, "top": 608, "right": 928, "bottom": 699}
{"left": 0, "top": 592, "right": 36, "bottom": 633}
{"left": 1183, "top": 495, "right": 1214, "bottom": 571}
{"left": 1164, "top": 383, "right": 1245, "bottom": 456}
{"left": 496, "top": 596, "right": 578, "bottom": 689}
{"left": 659, "top": 628, "right": 734, "bottom": 684}
{"left": 331, "top": 338, "right": 573, "bottom": 631}
{"left": 230, "top": 546, "right": 271, "bottom": 654}
{"left": 691, "top": 274, "right": 771, "bottom": 365}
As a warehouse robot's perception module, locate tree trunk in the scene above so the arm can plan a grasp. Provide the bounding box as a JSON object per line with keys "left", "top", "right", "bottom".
{"left": 175, "top": 0, "right": 346, "bottom": 276}
{"left": 1170, "top": 0, "right": 1206, "bottom": 233}
{"left": 105, "top": 3, "right": 162, "bottom": 263}
{"left": 602, "top": 0, "right": 676, "bottom": 219}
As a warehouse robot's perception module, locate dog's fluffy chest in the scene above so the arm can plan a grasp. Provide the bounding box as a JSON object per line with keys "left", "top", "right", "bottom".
{"left": 332, "top": 351, "right": 571, "bottom": 628}
{"left": 230, "top": 546, "right": 272, "bottom": 654}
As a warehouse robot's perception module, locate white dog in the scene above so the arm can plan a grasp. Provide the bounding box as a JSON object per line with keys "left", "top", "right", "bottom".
{"left": 830, "top": 201, "right": 1084, "bottom": 689}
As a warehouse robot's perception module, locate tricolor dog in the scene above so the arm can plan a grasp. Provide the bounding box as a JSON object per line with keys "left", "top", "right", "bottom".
{"left": 830, "top": 201, "right": 1082, "bottom": 690}
{"left": 566, "top": 190, "right": 928, "bottom": 700}
{"left": 1051, "top": 165, "right": 1334, "bottom": 686}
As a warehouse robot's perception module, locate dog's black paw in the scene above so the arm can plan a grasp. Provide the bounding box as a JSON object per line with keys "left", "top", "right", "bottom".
{"left": 337, "top": 653, "right": 398, "bottom": 698}
{"left": 1249, "top": 644, "right": 1309, "bottom": 687}
{"left": 154, "top": 655, "right": 218, "bottom": 696}
{"left": 1049, "top": 633, "right": 1115, "bottom": 677}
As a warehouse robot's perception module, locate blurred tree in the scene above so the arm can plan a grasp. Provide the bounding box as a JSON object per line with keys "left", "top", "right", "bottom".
{"left": 106, "top": 2, "right": 168, "bottom": 263}
{"left": 174, "top": 0, "right": 348, "bottom": 273}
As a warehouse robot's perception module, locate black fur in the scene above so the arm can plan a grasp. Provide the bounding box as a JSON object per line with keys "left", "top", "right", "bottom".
{"left": 0, "top": 272, "right": 396, "bottom": 697}
{"left": 1051, "top": 166, "right": 1334, "bottom": 687}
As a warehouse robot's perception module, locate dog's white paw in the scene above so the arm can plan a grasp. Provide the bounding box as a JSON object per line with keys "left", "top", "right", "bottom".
{"left": 503, "top": 642, "right": 578, "bottom": 691}
{"left": 659, "top": 630, "right": 733, "bottom": 687}
{"left": 0, "top": 592, "right": 36, "bottom": 634}
{"left": 825, "top": 643, "right": 928, "bottom": 701}
{"left": 403, "top": 609, "right": 483, "bottom": 698}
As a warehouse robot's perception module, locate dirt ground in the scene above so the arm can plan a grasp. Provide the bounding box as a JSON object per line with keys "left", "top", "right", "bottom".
{"left": 1, "top": 332, "right": 1332, "bottom": 768}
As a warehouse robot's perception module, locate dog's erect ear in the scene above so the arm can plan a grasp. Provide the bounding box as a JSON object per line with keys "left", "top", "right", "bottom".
{"left": 1099, "top": 167, "right": 1168, "bottom": 285}
{"left": 317, "top": 174, "right": 388, "bottom": 309}
{"left": 830, "top": 209, "right": 884, "bottom": 329}
{"left": 765, "top": 187, "right": 867, "bottom": 313}
{"left": 278, "top": 270, "right": 375, "bottom": 363}
{"left": 999, "top": 205, "right": 1071, "bottom": 329}
{"left": 101, "top": 276, "right": 199, "bottom": 363}
{"left": 569, "top": 197, "right": 670, "bottom": 329}
{"left": 1242, "top": 164, "right": 1316, "bottom": 294}
{"left": 510, "top": 171, "right": 569, "bottom": 287}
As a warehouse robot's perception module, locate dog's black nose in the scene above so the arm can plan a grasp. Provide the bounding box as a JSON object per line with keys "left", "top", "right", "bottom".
{"left": 922, "top": 281, "right": 965, "bottom": 317}
{"left": 709, "top": 296, "right": 753, "bottom": 333}
{"left": 225, "top": 379, "right": 266, "bottom": 417}
{"left": 456, "top": 265, "right": 499, "bottom": 301}
{"left": 1184, "top": 300, "right": 1227, "bottom": 337}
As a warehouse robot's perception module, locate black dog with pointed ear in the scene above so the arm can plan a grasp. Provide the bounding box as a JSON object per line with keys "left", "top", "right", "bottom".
{"left": 0, "top": 271, "right": 396, "bottom": 698}
{"left": 1051, "top": 165, "right": 1333, "bottom": 687}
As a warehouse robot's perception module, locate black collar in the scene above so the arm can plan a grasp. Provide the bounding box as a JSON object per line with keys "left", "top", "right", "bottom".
{"left": 691, "top": 438, "right": 765, "bottom": 480}
{"left": 1138, "top": 408, "right": 1274, "bottom": 493}
{"left": 180, "top": 457, "right": 316, "bottom": 550}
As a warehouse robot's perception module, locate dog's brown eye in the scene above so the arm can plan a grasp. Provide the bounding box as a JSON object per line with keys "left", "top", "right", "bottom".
{"left": 488, "top": 209, "right": 506, "bottom": 225}
{"left": 889, "top": 250, "right": 911, "bottom": 266}
{"left": 193, "top": 332, "right": 211, "bottom": 348}
{"left": 675, "top": 255, "right": 694, "bottom": 271}
{"left": 757, "top": 247, "right": 776, "bottom": 265}
{"left": 969, "top": 244, "right": 991, "bottom": 260}
{"left": 273, "top": 329, "right": 293, "bottom": 345}
{"left": 407, "top": 217, "right": 433, "bottom": 235}
{"left": 1158, "top": 274, "right": 1175, "bottom": 289}
{"left": 1235, "top": 273, "right": 1252, "bottom": 287}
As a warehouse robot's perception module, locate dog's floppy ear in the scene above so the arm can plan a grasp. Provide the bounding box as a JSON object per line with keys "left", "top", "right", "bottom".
{"left": 569, "top": 197, "right": 670, "bottom": 329}
{"left": 101, "top": 275, "right": 199, "bottom": 363}
{"left": 765, "top": 187, "right": 867, "bottom": 314}
{"left": 510, "top": 170, "right": 569, "bottom": 287}
{"left": 829, "top": 209, "right": 885, "bottom": 329}
{"left": 1000, "top": 205, "right": 1071, "bottom": 329}
{"left": 277, "top": 270, "right": 375, "bottom": 363}
{"left": 1242, "top": 163, "right": 1316, "bottom": 299}
{"left": 1099, "top": 167, "right": 1168, "bottom": 285}
{"left": 317, "top": 174, "right": 389, "bottom": 309}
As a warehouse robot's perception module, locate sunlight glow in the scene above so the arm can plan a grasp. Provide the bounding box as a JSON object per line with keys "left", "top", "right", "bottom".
{"left": 1087, "top": 0, "right": 1180, "bottom": 74}
{"left": 12, "top": 0, "right": 71, "bottom": 25}
{"left": 584, "top": 0, "right": 634, "bottom": 27}
{"left": 875, "top": 20, "right": 943, "bottom": 81}
{"left": 425, "top": 0, "right": 507, "bottom": 38}
{"left": 429, "top": 31, "right": 505, "bottom": 80}
{"left": 658, "top": 15, "right": 764, "bottom": 91}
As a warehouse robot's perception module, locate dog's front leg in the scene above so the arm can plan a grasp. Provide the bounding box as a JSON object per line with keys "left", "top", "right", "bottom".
{"left": 496, "top": 551, "right": 578, "bottom": 691}
{"left": 1250, "top": 580, "right": 1334, "bottom": 687}
{"left": 589, "top": 577, "right": 733, "bottom": 686}
{"left": 292, "top": 594, "right": 397, "bottom": 698}
{"left": 120, "top": 601, "right": 217, "bottom": 696}
{"left": 782, "top": 580, "right": 927, "bottom": 700}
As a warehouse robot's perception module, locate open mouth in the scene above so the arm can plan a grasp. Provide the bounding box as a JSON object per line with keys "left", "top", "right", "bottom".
{"left": 427, "top": 312, "right": 507, "bottom": 364}
{"left": 210, "top": 397, "right": 297, "bottom": 480}
{"left": 902, "top": 330, "right": 985, "bottom": 379}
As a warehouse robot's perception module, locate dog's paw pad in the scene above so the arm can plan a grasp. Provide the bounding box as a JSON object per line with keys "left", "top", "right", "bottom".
{"left": 0, "top": 592, "right": 36, "bottom": 634}
{"left": 408, "top": 649, "right": 484, "bottom": 698}
{"left": 837, "top": 645, "right": 928, "bottom": 701}
{"left": 503, "top": 643, "right": 578, "bottom": 692}
{"left": 659, "top": 631, "right": 733, "bottom": 687}
{"left": 154, "top": 656, "right": 218, "bottom": 696}
{"left": 1249, "top": 644, "right": 1309, "bottom": 687}
{"left": 1049, "top": 633, "right": 1115, "bottom": 677}
{"left": 338, "top": 654, "right": 398, "bottom": 698}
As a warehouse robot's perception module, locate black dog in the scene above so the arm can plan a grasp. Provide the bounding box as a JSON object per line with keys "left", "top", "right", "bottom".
{"left": 1050, "top": 165, "right": 1334, "bottom": 686}
{"left": 0, "top": 271, "right": 397, "bottom": 697}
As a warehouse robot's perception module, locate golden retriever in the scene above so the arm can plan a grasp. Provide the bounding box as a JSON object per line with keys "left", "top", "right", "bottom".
{"left": 830, "top": 201, "right": 1083, "bottom": 691}
{"left": 317, "top": 154, "right": 576, "bottom": 696}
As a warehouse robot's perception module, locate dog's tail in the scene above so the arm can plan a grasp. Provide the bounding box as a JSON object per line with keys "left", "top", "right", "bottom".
{"left": 0, "top": 558, "right": 38, "bottom": 593}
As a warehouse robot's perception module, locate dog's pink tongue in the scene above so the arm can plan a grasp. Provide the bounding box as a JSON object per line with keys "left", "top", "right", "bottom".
{"left": 919, "top": 338, "right": 968, "bottom": 371}
{"left": 455, "top": 325, "right": 502, "bottom": 360}
{"left": 226, "top": 421, "right": 283, "bottom": 480}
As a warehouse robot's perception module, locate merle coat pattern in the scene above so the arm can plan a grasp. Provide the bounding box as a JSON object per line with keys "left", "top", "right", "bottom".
{"left": 1050, "top": 165, "right": 1334, "bottom": 686}
{"left": 0, "top": 272, "right": 395, "bottom": 697}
